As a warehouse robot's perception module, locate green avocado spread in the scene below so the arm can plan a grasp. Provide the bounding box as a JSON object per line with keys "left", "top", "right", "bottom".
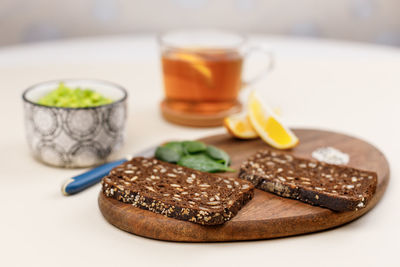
{"left": 38, "top": 82, "right": 113, "bottom": 108}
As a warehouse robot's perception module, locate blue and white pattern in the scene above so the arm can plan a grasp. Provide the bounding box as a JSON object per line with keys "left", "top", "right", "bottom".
{"left": 23, "top": 85, "right": 127, "bottom": 168}
{"left": 24, "top": 103, "right": 126, "bottom": 168}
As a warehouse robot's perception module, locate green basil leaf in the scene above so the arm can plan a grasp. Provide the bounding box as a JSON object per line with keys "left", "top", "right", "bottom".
{"left": 206, "top": 145, "right": 231, "bottom": 166}
{"left": 178, "top": 154, "right": 235, "bottom": 173}
{"left": 163, "top": 141, "right": 184, "bottom": 155}
{"left": 182, "top": 141, "right": 207, "bottom": 154}
{"left": 155, "top": 146, "right": 181, "bottom": 163}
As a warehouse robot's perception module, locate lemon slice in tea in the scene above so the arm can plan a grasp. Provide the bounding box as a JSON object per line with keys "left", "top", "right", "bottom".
{"left": 175, "top": 52, "right": 212, "bottom": 85}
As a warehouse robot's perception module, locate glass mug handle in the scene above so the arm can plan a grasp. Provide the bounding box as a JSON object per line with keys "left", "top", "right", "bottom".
{"left": 241, "top": 46, "right": 274, "bottom": 88}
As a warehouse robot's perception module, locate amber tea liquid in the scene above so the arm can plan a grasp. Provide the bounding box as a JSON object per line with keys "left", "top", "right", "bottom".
{"left": 162, "top": 48, "right": 243, "bottom": 114}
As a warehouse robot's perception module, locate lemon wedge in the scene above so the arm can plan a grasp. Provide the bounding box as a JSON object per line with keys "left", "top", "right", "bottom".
{"left": 248, "top": 91, "right": 299, "bottom": 149}
{"left": 224, "top": 113, "right": 258, "bottom": 139}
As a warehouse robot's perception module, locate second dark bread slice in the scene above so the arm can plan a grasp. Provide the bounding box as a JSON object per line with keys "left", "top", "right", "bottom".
{"left": 102, "top": 157, "right": 254, "bottom": 225}
{"left": 239, "top": 150, "right": 377, "bottom": 212}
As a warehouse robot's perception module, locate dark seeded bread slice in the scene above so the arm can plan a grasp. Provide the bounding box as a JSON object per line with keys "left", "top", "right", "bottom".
{"left": 239, "top": 150, "right": 377, "bottom": 212}
{"left": 101, "top": 157, "right": 254, "bottom": 225}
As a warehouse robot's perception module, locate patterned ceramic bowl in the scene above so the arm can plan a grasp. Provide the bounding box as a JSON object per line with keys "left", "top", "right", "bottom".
{"left": 22, "top": 79, "right": 128, "bottom": 168}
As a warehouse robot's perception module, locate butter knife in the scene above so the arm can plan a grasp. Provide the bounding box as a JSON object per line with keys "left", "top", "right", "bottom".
{"left": 61, "top": 146, "right": 156, "bottom": 196}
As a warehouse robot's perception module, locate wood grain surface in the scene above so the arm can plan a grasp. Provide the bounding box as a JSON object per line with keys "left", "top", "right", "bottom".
{"left": 98, "top": 129, "right": 390, "bottom": 242}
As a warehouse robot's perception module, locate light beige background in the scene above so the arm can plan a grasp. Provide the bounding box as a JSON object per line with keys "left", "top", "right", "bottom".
{"left": 1, "top": 0, "right": 400, "bottom": 46}
{"left": 0, "top": 35, "right": 399, "bottom": 267}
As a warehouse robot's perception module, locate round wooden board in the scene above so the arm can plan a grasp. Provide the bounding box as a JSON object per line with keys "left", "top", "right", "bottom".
{"left": 98, "top": 129, "right": 390, "bottom": 242}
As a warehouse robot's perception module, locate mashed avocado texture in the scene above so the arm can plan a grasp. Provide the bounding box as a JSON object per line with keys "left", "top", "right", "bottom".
{"left": 38, "top": 83, "right": 113, "bottom": 108}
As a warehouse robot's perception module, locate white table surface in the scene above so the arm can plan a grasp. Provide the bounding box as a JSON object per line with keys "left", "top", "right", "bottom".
{"left": 0, "top": 34, "right": 399, "bottom": 267}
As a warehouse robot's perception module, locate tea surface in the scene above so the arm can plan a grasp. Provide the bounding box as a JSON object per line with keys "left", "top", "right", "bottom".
{"left": 162, "top": 48, "right": 242, "bottom": 114}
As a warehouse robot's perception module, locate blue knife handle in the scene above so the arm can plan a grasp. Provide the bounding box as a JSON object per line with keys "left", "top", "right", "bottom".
{"left": 62, "top": 159, "right": 127, "bottom": 196}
